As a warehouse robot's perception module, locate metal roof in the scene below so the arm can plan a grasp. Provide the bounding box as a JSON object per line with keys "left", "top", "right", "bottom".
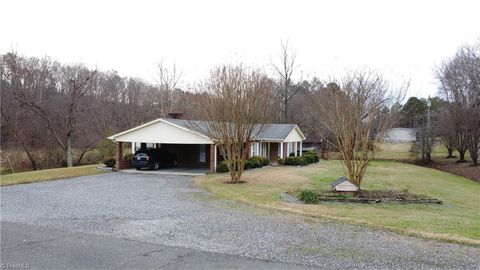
{"left": 330, "top": 176, "right": 357, "bottom": 187}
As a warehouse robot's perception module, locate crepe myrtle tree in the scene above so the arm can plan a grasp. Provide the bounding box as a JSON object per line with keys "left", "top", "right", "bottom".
{"left": 193, "top": 64, "right": 276, "bottom": 183}
{"left": 312, "top": 70, "right": 405, "bottom": 189}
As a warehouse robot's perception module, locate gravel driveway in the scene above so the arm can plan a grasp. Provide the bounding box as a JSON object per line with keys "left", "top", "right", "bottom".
{"left": 1, "top": 172, "right": 479, "bottom": 269}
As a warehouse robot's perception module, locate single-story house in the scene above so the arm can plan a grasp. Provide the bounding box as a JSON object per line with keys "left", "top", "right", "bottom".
{"left": 107, "top": 117, "right": 306, "bottom": 172}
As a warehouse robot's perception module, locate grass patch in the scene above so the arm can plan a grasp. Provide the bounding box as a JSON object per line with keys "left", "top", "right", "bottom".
{"left": 196, "top": 160, "right": 480, "bottom": 245}
{"left": 0, "top": 165, "right": 105, "bottom": 186}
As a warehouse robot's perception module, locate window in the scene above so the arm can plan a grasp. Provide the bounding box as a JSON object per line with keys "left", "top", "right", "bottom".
{"left": 199, "top": 144, "right": 206, "bottom": 163}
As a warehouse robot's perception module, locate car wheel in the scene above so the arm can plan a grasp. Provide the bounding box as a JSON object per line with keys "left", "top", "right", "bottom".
{"left": 153, "top": 162, "right": 160, "bottom": 170}
{"left": 135, "top": 167, "right": 141, "bottom": 171}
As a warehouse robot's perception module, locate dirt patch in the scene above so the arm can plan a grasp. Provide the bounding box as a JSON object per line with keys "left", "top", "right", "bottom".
{"left": 425, "top": 161, "right": 480, "bottom": 182}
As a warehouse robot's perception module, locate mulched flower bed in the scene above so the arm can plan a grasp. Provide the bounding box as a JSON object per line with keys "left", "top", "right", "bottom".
{"left": 288, "top": 189, "right": 443, "bottom": 204}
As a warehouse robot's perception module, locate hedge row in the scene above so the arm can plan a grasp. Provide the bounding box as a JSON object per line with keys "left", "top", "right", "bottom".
{"left": 278, "top": 151, "right": 319, "bottom": 166}
{"left": 216, "top": 156, "right": 269, "bottom": 173}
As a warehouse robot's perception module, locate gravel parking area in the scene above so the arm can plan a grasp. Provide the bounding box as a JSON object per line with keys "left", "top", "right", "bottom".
{"left": 1, "top": 172, "right": 479, "bottom": 269}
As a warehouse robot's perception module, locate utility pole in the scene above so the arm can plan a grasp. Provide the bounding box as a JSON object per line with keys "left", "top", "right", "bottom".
{"left": 425, "top": 96, "right": 432, "bottom": 162}
{"left": 427, "top": 95, "right": 431, "bottom": 130}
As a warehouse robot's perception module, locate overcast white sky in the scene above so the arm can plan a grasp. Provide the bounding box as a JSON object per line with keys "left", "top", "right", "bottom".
{"left": 1, "top": 0, "right": 479, "bottom": 98}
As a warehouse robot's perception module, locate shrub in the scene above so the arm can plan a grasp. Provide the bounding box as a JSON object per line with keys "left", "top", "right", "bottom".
{"left": 104, "top": 158, "right": 116, "bottom": 168}
{"left": 249, "top": 156, "right": 263, "bottom": 168}
{"left": 284, "top": 156, "right": 305, "bottom": 166}
{"left": 123, "top": 153, "right": 134, "bottom": 160}
{"left": 252, "top": 156, "right": 269, "bottom": 166}
{"left": 261, "top": 157, "right": 270, "bottom": 166}
{"left": 299, "top": 190, "right": 318, "bottom": 204}
{"left": 216, "top": 157, "right": 269, "bottom": 173}
{"left": 303, "top": 151, "right": 320, "bottom": 163}
{"left": 216, "top": 161, "right": 229, "bottom": 173}
{"left": 289, "top": 152, "right": 296, "bottom": 157}
{"left": 277, "top": 158, "right": 284, "bottom": 165}
{"left": 303, "top": 154, "right": 315, "bottom": 164}
{"left": 244, "top": 160, "right": 254, "bottom": 170}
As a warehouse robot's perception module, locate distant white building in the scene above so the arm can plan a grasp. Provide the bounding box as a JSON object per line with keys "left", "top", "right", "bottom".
{"left": 331, "top": 176, "right": 359, "bottom": 192}
{"left": 383, "top": 128, "right": 417, "bottom": 143}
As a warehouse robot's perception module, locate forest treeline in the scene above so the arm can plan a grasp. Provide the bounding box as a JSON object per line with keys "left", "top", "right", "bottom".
{"left": 1, "top": 41, "right": 478, "bottom": 171}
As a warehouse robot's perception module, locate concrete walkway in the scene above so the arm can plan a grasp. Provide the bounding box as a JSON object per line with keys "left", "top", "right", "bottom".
{"left": 120, "top": 167, "right": 208, "bottom": 176}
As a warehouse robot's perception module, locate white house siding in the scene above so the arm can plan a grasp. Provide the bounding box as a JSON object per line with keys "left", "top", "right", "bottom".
{"left": 112, "top": 120, "right": 213, "bottom": 144}
{"left": 334, "top": 182, "right": 359, "bottom": 192}
{"left": 384, "top": 128, "right": 417, "bottom": 143}
{"left": 284, "top": 127, "right": 305, "bottom": 142}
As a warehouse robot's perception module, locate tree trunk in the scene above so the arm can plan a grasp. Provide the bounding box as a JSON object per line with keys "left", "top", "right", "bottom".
{"left": 76, "top": 147, "right": 92, "bottom": 166}
{"left": 457, "top": 150, "right": 467, "bottom": 163}
{"left": 446, "top": 148, "right": 454, "bottom": 158}
{"left": 66, "top": 136, "right": 73, "bottom": 167}
{"left": 25, "top": 149, "right": 37, "bottom": 171}
{"left": 426, "top": 152, "right": 432, "bottom": 163}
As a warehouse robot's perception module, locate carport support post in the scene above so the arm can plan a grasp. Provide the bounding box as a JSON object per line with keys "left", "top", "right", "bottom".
{"left": 209, "top": 144, "right": 217, "bottom": 172}
{"left": 115, "top": 142, "right": 122, "bottom": 171}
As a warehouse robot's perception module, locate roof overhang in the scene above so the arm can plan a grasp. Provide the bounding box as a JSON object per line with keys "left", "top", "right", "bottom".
{"left": 108, "top": 118, "right": 213, "bottom": 144}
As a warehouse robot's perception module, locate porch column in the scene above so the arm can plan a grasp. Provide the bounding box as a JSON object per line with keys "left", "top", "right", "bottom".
{"left": 209, "top": 144, "right": 216, "bottom": 172}
{"left": 299, "top": 141, "right": 303, "bottom": 156}
{"left": 115, "top": 142, "right": 122, "bottom": 171}
{"left": 268, "top": 143, "right": 271, "bottom": 161}
{"left": 294, "top": 142, "right": 298, "bottom": 156}
{"left": 131, "top": 142, "right": 135, "bottom": 154}
{"left": 280, "top": 142, "right": 284, "bottom": 158}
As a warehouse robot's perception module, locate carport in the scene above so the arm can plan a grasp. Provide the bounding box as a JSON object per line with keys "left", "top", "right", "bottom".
{"left": 107, "top": 118, "right": 217, "bottom": 173}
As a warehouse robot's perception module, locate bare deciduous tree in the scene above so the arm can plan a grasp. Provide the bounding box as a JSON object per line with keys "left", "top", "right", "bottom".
{"left": 272, "top": 40, "right": 301, "bottom": 122}
{"left": 151, "top": 61, "right": 182, "bottom": 116}
{"left": 437, "top": 43, "right": 480, "bottom": 165}
{"left": 312, "top": 70, "right": 405, "bottom": 188}
{"left": 192, "top": 65, "right": 276, "bottom": 183}
{"left": 438, "top": 106, "right": 457, "bottom": 158}
{"left": 3, "top": 53, "right": 97, "bottom": 167}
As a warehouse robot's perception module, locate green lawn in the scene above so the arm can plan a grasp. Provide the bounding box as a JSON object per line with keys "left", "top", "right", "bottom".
{"left": 196, "top": 160, "right": 480, "bottom": 245}
{"left": 0, "top": 165, "right": 105, "bottom": 186}
{"left": 375, "top": 142, "right": 454, "bottom": 160}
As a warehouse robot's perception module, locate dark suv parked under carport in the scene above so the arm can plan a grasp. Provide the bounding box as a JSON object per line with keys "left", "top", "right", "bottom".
{"left": 131, "top": 148, "right": 176, "bottom": 170}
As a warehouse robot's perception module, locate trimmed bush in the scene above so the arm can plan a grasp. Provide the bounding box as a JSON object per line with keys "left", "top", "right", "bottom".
{"left": 304, "top": 150, "right": 320, "bottom": 163}
{"left": 289, "top": 152, "right": 296, "bottom": 157}
{"left": 249, "top": 156, "right": 263, "bottom": 168}
{"left": 299, "top": 190, "right": 318, "bottom": 204}
{"left": 216, "top": 161, "right": 229, "bottom": 173}
{"left": 104, "top": 158, "right": 116, "bottom": 168}
{"left": 123, "top": 153, "right": 133, "bottom": 160}
{"left": 303, "top": 154, "right": 315, "bottom": 164}
{"left": 277, "top": 158, "right": 284, "bottom": 165}
{"left": 284, "top": 156, "right": 305, "bottom": 166}
{"left": 252, "top": 156, "right": 269, "bottom": 166}
{"left": 215, "top": 156, "right": 269, "bottom": 173}
{"left": 261, "top": 157, "right": 270, "bottom": 166}
{"left": 244, "top": 160, "right": 254, "bottom": 170}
